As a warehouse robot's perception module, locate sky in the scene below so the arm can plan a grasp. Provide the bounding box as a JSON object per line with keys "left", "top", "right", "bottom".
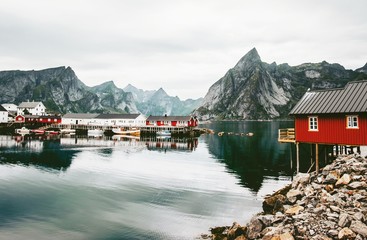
{"left": 0, "top": 0, "right": 366, "bottom": 100}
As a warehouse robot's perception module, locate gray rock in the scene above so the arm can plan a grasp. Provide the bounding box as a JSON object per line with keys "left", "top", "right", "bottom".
{"left": 292, "top": 173, "right": 310, "bottom": 188}
{"left": 338, "top": 213, "right": 351, "bottom": 228}
{"left": 348, "top": 181, "right": 367, "bottom": 189}
{"left": 350, "top": 220, "right": 367, "bottom": 237}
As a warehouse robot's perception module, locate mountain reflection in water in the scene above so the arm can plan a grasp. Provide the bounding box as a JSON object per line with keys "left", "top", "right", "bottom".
{"left": 200, "top": 121, "right": 294, "bottom": 192}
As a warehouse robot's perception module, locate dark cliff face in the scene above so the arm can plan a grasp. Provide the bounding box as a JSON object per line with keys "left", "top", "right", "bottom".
{"left": 194, "top": 48, "right": 367, "bottom": 120}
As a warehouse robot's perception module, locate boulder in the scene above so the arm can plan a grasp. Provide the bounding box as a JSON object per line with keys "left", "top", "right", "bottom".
{"left": 350, "top": 220, "right": 367, "bottom": 237}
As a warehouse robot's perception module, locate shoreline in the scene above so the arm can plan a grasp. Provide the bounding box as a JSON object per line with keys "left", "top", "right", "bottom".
{"left": 202, "top": 154, "right": 367, "bottom": 240}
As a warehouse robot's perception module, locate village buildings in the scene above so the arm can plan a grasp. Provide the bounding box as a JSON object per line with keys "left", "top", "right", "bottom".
{"left": 0, "top": 105, "right": 8, "bottom": 123}
{"left": 17, "top": 102, "right": 46, "bottom": 116}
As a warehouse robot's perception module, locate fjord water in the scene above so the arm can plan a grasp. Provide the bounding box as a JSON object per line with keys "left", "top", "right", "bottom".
{"left": 0, "top": 121, "right": 293, "bottom": 240}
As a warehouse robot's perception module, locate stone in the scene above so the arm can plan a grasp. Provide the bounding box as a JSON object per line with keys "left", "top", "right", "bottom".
{"left": 246, "top": 216, "right": 264, "bottom": 239}
{"left": 327, "top": 229, "right": 339, "bottom": 237}
{"left": 353, "top": 212, "right": 365, "bottom": 222}
{"left": 348, "top": 181, "right": 367, "bottom": 189}
{"left": 285, "top": 205, "right": 304, "bottom": 215}
{"left": 330, "top": 205, "right": 341, "bottom": 213}
{"left": 338, "top": 213, "right": 351, "bottom": 228}
{"left": 292, "top": 173, "right": 310, "bottom": 188}
{"left": 350, "top": 220, "right": 367, "bottom": 237}
{"left": 323, "top": 170, "right": 339, "bottom": 184}
{"left": 286, "top": 189, "right": 303, "bottom": 203}
{"left": 279, "top": 232, "right": 294, "bottom": 240}
{"left": 263, "top": 194, "right": 286, "bottom": 214}
{"left": 335, "top": 174, "right": 351, "bottom": 187}
{"left": 338, "top": 227, "right": 356, "bottom": 239}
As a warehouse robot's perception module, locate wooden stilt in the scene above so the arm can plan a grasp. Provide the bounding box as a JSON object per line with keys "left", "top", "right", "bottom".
{"left": 315, "top": 143, "right": 319, "bottom": 174}
{"left": 296, "top": 142, "right": 300, "bottom": 174}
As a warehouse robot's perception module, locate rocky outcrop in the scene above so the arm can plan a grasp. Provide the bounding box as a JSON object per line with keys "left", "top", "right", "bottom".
{"left": 194, "top": 48, "right": 367, "bottom": 120}
{"left": 204, "top": 154, "right": 367, "bottom": 240}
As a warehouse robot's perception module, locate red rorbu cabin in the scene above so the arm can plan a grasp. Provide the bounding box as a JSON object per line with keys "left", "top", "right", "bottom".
{"left": 289, "top": 80, "right": 367, "bottom": 146}
{"left": 279, "top": 80, "right": 367, "bottom": 174}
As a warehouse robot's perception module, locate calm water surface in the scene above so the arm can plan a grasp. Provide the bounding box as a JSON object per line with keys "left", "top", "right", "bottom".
{"left": 0, "top": 121, "right": 293, "bottom": 240}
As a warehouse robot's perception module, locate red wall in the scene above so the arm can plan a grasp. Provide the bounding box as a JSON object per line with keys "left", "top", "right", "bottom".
{"left": 295, "top": 114, "right": 367, "bottom": 145}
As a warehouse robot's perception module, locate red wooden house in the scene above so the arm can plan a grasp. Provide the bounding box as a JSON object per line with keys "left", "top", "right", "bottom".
{"left": 146, "top": 115, "right": 198, "bottom": 127}
{"left": 279, "top": 80, "right": 367, "bottom": 173}
{"left": 14, "top": 114, "right": 61, "bottom": 124}
{"left": 289, "top": 80, "right": 367, "bottom": 146}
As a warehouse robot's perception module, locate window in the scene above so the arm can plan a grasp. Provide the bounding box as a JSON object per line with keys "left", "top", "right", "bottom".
{"left": 347, "top": 115, "right": 358, "bottom": 129}
{"left": 309, "top": 116, "right": 318, "bottom": 131}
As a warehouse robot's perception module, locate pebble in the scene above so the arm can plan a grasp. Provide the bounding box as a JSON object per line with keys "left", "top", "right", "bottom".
{"left": 203, "top": 154, "right": 367, "bottom": 240}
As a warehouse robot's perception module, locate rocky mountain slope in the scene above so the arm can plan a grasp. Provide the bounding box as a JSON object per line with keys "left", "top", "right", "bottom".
{"left": 0, "top": 66, "right": 100, "bottom": 113}
{"left": 123, "top": 84, "right": 203, "bottom": 116}
{"left": 194, "top": 48, "right": 367, "bottom": 120}
{"left": 0, "top": 66, "right": 202, "bottom": 115}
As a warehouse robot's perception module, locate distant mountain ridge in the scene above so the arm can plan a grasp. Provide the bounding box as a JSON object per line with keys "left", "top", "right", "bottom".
{"left": 194, "top": 48, "right": 367, "bottom": 120}
{"left": 0, "top": 66, "right": 202, "bottom": 116}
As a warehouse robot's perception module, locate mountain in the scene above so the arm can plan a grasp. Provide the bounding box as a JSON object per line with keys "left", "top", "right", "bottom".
{"left": 356, "top": 63, "right": 367, "bottom": 73}
{"left": 194, "top": 48, "right": 367, "bottom": 120}
{"left": 0, "top": 67, "right": 137, "bottom": 114}
{"left": 123, "top": 85, "right": 203, "bottom": 116}
{"left": 89, "top": 81, "right": 138, "bottom": 113}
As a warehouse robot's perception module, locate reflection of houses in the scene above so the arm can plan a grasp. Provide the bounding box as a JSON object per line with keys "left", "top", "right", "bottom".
{"left": 0, "top": 105, "right": 8, "bottom": 123}
{"left": 142, "top": 115, "right": 199, "bottom": 135}
{"left": 17, "top": 101, "right": 46, "bottom": 116}
{"left": 143, "top": 136, "right": 198, "bottom": 152}
{"left": 279, "top": 80, "right": 367, "bottom": 173}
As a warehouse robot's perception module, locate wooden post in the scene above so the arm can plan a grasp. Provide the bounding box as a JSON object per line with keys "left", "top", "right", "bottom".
{"left": 315, "top": 143, "right": 319, "bottom": 174}
{"left": 296, "top": 142, "right": 299, "bottom": 174}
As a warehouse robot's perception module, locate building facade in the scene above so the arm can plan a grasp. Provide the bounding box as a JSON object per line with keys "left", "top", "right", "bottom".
{"left": 17, "top": 102, "right": 46, "bottom": 116}
{"left": 289, "top": 80, "right": 367, "bottom": 146}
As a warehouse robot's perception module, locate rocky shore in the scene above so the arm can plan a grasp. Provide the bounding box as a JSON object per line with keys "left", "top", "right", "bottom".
{"left": 203, "top": 154, "right": 367, "bottom": 240}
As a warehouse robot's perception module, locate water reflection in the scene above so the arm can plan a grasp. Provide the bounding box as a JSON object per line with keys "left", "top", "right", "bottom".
{"left": 142, "top": 136, "right": 198, "bottom": 152}
{"left": 200, "top": 121, "right": 294, "bottom": 192}
{"left": 0, "top": 135, "right": 76, "bottom": 172}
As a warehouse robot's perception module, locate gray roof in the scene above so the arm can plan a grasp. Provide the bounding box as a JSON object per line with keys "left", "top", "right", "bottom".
{"left": 290, "top": 80, "right": 367, "bottom": 115}
{"left": 95, "top": 113, "right": 141, "bottom": 119}
{"left": 18, "top": 102, "right": 43, "bottom": 108}
{"left": 62, "top": 113, "right": 100, "bottom": 119}
{"left": 0, "top": 105, "right": 7, "bottom": 112}
{"left": 146, "top": 115, "right": 192, "bottom": 121}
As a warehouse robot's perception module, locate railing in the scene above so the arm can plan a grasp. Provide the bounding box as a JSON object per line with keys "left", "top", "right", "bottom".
{"left": 278, "top": 128, "right": 295, "bottom": 143}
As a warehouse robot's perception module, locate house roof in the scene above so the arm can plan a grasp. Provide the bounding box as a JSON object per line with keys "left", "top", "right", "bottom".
{"left": 290, "top": 80, "right": 367, "bottom": 115}
{"left": 62, "top": 113, "right": 100, "bottom": 119}
{"left": 95, "top": 113, "right": 141, "bottom": 119}
{"left": 0, "top": 105, "right": 7, "bottom": 112}
{"left": 18, "top": 102, "right": 43, "bottom": 108}
{"left": 146, "top": 115, "right": 193, "bottom": 121}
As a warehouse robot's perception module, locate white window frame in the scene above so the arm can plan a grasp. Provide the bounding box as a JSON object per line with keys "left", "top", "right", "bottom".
{"left": 347, "top": 115, "right": 358, "bottom": 129}
{"left": 308, "top": 116, "right": 318, "bottom": 131}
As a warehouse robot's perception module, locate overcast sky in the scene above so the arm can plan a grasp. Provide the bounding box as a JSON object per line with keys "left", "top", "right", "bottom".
{"left": 0, "top": 0, "right": 366, "bottom": 100}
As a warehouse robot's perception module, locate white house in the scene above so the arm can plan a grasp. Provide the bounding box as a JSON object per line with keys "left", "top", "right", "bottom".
{"left": 1, "top": 103, "right": 18, "bottom": 114}
{"left": 0, "top": 105, "right": 8, "bottom": 123}
{"left": 61, "top": 113, "right": 100, "bottom": 125}
{"left": 17, "top": 102, "right": 46, "bottom": 116}
{"left": 91, "top": 114, "right": 147, "bottom": 127}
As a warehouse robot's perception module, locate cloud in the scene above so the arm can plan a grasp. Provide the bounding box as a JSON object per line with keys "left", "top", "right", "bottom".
{"left": 0, "top": 0, "right": 366, "bottom": 99}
